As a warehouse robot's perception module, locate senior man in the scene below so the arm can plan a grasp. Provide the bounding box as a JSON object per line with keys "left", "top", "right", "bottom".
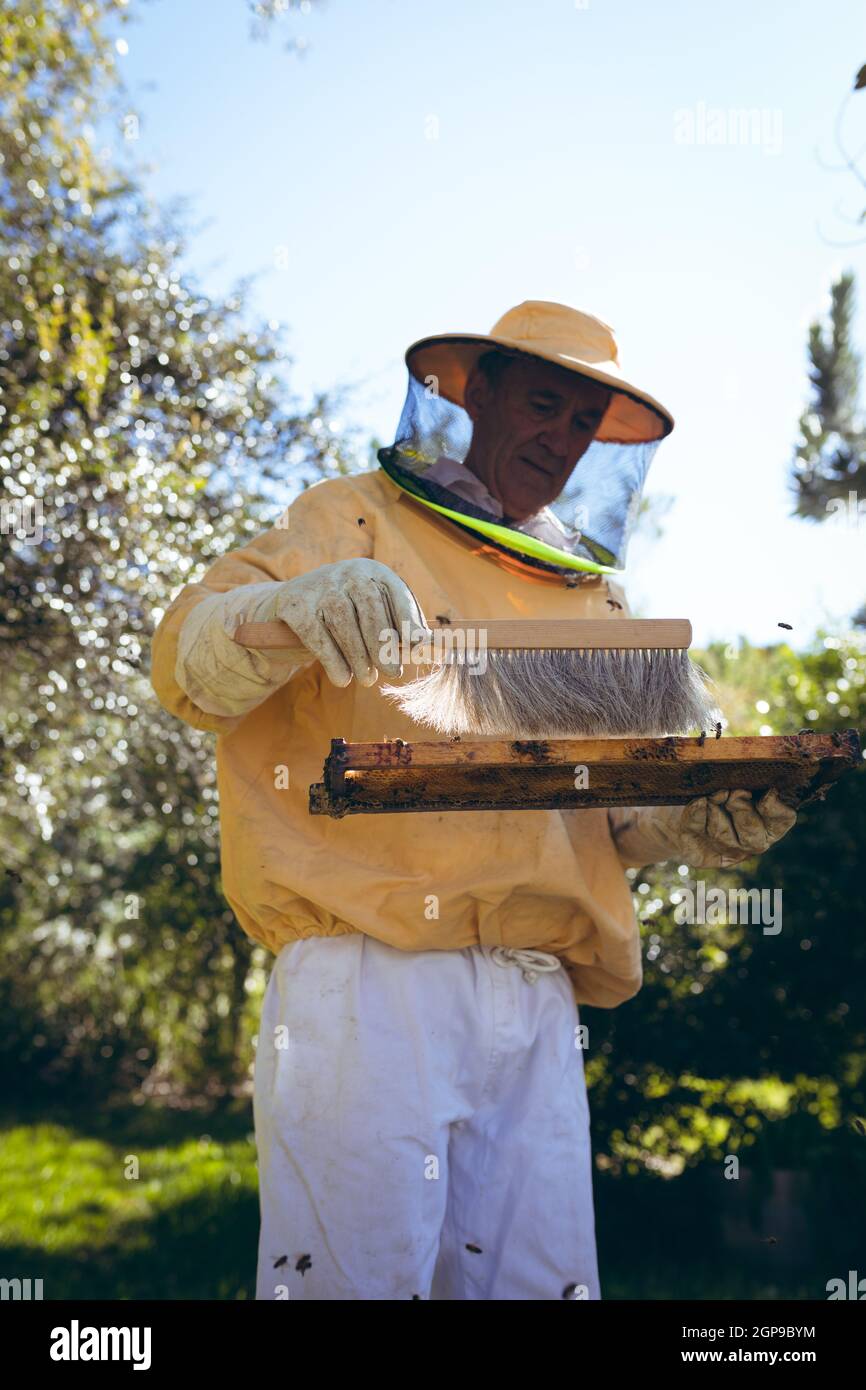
{"left": 150, "top": 300, "right": 797, "bottom": 1301}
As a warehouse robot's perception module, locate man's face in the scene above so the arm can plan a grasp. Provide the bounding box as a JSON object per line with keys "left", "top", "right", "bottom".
{"left": 462, "top": 357, "right": 612, "bottom": 523}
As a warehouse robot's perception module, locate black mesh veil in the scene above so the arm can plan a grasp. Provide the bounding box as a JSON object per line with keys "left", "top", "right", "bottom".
{"left": 377, "top": 369, "right": 663, "bottom": 580}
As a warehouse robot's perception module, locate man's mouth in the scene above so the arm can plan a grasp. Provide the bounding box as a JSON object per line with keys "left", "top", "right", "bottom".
{"left": 520, "top": 456, "right": 552, "bottom": 479}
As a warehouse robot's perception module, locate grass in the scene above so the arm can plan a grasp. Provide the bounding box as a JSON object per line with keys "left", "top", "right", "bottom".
{"left": 0, "top": 1102, "right": 259, "bottom": 1300}
{"left": 0, "top": 1100, "right": 842, "bottom": 1301}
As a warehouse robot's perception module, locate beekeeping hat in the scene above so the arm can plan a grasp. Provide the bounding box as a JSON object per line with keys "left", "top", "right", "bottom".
{"left": 377, "top": 299, "right": 675, "bottom": 579}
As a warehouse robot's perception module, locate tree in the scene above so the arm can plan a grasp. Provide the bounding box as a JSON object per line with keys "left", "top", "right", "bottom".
{"left": 791, "top": 272, "right": 866, "bottom": 522}
{"left": 0, "top": 0, "right": 360, "bottom": 1101}
{"left": 247, "top": 0, "right": 326, "bottom": 52}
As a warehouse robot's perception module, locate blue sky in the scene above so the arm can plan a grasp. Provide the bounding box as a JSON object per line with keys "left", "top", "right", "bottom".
{"left": 116, "top": 0, "right": 866, "bottom": 646}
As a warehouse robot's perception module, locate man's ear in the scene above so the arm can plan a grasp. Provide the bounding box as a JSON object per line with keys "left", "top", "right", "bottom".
{"left": 463, "top": 364, "right": 493, "bottom": 423}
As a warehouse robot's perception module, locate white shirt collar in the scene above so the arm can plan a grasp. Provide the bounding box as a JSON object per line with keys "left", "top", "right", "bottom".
{"left": 424, "top": 455, "right": 571, "bottom": 550}
{"left": 425, "top": 456, "right": 504, "bottom": 516}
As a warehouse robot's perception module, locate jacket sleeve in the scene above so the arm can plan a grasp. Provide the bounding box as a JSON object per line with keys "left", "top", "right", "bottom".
{"left": 608, "top": 805, "right": 694, "bottom": 870}
{"left": 149, "top": 477, "right": 374, "bottom": 734}
{"left": 608, "top": 803, "right": 752, "bottom": 870}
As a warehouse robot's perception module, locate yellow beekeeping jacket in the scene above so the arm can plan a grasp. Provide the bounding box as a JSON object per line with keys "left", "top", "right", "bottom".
{"left": 149, "top": 469, "right": 644, "bottom": 1008}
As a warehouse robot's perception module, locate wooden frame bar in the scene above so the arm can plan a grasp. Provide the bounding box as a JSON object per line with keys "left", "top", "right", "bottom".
{"left": 308, "top": 731, "right": 861, "bottom": 818}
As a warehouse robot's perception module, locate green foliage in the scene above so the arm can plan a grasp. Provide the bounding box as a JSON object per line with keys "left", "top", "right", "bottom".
{"left": 0, "top": 0, "right": 361, "bottom": 1101}
{"left": 588, "top": 631, "right": 866, "bottom": 1189}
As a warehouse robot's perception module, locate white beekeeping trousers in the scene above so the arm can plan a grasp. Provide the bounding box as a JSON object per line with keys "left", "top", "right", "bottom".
{"left": 253, "top": 933, "right": 601, "bottom": 1301}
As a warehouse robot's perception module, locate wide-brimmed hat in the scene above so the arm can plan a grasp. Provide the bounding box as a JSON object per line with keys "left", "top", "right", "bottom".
{"left": 404, "top": 299, "right": 674, "bottom": 444}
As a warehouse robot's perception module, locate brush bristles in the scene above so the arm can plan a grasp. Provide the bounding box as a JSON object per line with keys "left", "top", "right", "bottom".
{"left": 381, "top": 647, "right": 722, "bottom": 739}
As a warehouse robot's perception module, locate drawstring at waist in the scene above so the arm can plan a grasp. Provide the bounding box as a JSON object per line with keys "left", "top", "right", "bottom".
{"left": 491, "top": 947, "right": 562, "bottom": 985}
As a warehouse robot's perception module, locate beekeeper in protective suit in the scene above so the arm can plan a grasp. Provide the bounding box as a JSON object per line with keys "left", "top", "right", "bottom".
{"left": 150, "top": 300, "right": 797, "bottom": 1301}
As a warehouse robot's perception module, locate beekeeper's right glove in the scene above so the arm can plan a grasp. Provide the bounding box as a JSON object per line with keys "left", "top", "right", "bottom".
{"left": 174, "top": 558, "right": 430, "bottom": 719}
{"left": 609, "top": 789, "right": 798, "bottom": 870}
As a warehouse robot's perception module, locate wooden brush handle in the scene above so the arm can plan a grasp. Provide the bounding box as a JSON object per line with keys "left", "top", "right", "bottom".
{"left": 233, "top": 620, "right": 308, "bottom": 651}
{"left": 428, "top": 619, "right": 692, "bottom": 649}
{"left": 232, "top": 618, "right": 693, "bottom": 651}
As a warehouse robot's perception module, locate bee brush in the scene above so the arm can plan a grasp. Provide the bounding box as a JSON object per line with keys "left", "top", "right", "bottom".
{"left": 379, "top": 618, "right": 721, "bottom": 739}
{"left": 231, "top": 617, "right": 721, "bottom": 740}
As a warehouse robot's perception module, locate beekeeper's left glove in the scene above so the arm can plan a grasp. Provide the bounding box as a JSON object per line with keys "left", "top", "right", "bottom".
{"left": 609, "top": 789, "right": 798, "bottom": 869}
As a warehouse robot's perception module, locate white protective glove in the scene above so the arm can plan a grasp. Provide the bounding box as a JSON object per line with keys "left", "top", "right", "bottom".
{"left": 609, "top": 788, "right": 798, "bottom": 869}
{"left": 174, "top": 558, "right": 430, "bottom": 719}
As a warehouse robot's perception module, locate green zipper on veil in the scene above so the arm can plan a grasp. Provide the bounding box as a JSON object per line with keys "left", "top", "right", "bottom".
{"left": 378, "top": 459, "right": 621, "bottom": 578}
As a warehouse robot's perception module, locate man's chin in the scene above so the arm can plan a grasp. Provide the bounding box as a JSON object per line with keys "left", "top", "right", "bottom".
{"left": 502, "top": 493, "right": 552, "bottom": 523}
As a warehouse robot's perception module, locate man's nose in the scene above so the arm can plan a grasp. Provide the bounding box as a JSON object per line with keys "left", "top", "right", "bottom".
{"left": 535, "top": 418, "right": 571, "bottom": 463}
